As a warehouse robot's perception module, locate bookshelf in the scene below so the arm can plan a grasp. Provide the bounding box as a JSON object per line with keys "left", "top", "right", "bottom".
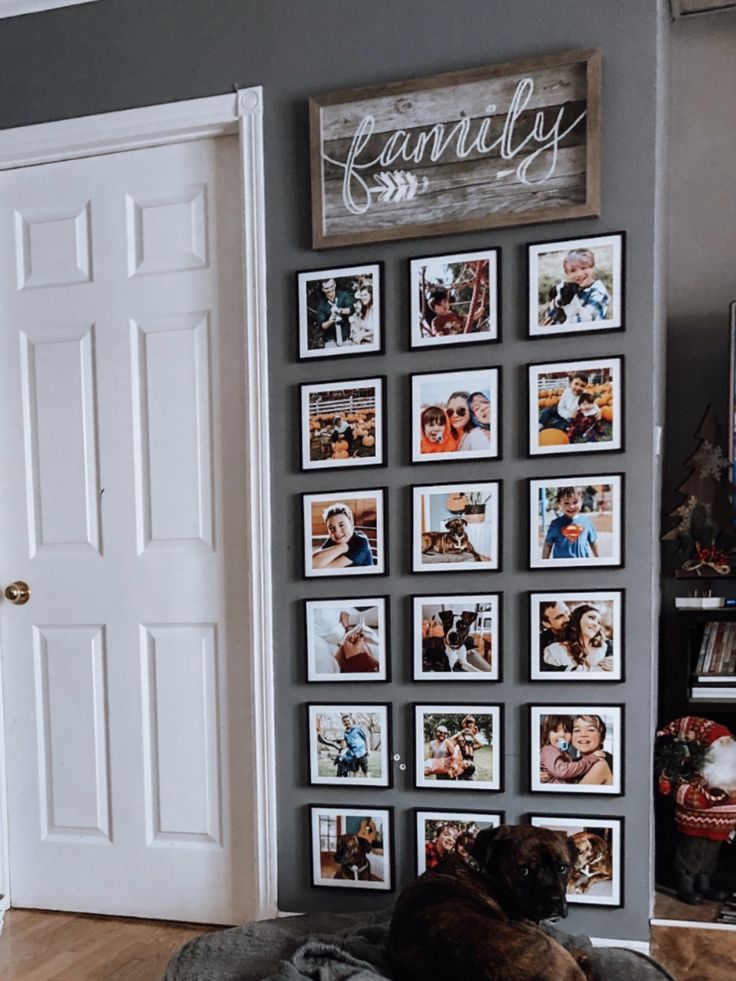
{"left": 675, "top": 609, "right": 736, "bottom": 709}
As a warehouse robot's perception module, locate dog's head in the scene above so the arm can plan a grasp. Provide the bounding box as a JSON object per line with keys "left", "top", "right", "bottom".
{"left": 334, "top": 833, "right": 372, "bottom": 867}
{"left": 471, "top": 825, "right": 576, "bottom": 922}
{"left": 548, "top": 280, "right": 580, "bottom": 309}
{"left": 444, "top": 517, "right": 468, "bottom": 537}
{"left": 437, "top": 610, "right": 477, "bottom": 649}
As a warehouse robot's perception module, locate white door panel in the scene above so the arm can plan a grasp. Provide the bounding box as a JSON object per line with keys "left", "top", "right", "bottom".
{"left": 0, "top": 135, "right": 254, "bottom": 923}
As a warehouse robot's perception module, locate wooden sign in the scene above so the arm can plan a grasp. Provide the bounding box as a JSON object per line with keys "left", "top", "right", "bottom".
{"left": 309, "top": 49, "right": 601, "bottom": 249}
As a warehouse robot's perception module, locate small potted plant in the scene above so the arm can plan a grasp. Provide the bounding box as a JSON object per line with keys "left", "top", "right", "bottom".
{"left": 464, "top": 491, "right": 490, "bottom": 523}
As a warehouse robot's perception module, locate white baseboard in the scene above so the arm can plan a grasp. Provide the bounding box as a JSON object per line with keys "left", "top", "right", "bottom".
{"left": 650, "top": 917, "right": 736, "bottom": 932}
{"left": 590, "top": 936, "right": 650, "bottom": 954}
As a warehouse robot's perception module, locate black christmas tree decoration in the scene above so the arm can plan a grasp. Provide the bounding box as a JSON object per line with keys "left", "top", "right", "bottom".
{"left": 662, "top": 404, "right": 736, "bottom": 573}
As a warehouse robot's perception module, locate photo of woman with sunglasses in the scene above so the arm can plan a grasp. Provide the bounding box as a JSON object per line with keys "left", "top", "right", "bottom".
{"left": 412, "top": 369, "right": 500, "bottom": 463}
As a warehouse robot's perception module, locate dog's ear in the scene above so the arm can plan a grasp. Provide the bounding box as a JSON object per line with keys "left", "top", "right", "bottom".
{"left": 356, "top": 835, "right": 372, "bottom": 853}
{"left": 565, "top": 834, "right": 579, "bottom": 868}
{"left": 438, "top": 610, "right": 454, "bottom": 628}
{"left": 460, "top": 611, "right": 477, "bottom": 627}
{"left": 471, "top": 825, "right": 511, "bottom": 871}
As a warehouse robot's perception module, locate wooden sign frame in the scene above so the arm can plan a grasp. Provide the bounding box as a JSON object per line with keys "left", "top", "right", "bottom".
{"left": 309, "top": 49, "right": 601, "bottom": 249}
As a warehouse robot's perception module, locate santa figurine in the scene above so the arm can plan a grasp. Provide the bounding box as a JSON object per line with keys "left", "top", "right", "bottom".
{"left": 656, "top": 716, "right": 736, "bottom": 905}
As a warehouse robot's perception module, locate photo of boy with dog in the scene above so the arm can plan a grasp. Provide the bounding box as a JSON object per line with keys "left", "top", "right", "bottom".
{"left": 415, "top": 809, "right": 504, "bottom": 875}
{"left": 308, "top": 704, "right": 390, "bottom": 787}
{"left": 412, "top": 481, "right": 500, "bottom": 572}
{"left": 413, "top": 593, "right": 500, "bottom": 680}
{"left": 415, "top": 704, "right": 502, "bottom": 790}
{"left": 310, "top": 805, "right": 392, "bottom": 890}
{"left": 528, "top": 814, "right": 622, "bottom": 906}
{"left": 528, "top": 475, "right": 623, "bottom": 569}
{"left": 527, "top": 232, "right": 623, "bottom": 338}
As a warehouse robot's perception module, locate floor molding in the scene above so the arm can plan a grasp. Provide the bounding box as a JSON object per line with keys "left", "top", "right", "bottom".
{"left": 650, "top": 917, "right": 736, "bottom": 932}
{"left": 590, "top": 936, "right": 650, "bottom": 954}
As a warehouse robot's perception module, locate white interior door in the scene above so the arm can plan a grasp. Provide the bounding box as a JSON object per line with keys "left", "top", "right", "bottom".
{"left": 0, "top": 134, "right": 258, "bottom": 923}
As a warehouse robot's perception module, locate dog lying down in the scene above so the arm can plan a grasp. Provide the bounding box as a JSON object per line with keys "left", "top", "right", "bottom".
{"left": 388, "top": 825, "right": 595, "bottom": 981}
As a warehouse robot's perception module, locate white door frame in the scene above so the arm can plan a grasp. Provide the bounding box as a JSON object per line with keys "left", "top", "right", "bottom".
{"left": 0, "top": 88, "right": 277, "bottom": 920}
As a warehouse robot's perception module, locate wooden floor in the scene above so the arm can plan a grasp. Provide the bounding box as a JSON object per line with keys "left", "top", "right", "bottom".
{"left": 0, "top": 908, "right": 218, "bottom": 980}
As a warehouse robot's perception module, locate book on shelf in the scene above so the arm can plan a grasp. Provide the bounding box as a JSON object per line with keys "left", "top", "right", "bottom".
{"left": 690, "top": 685, "right": 736, "bottom": 701}
{"left": 693, "top": 620, "right": 736, "bottom": 677}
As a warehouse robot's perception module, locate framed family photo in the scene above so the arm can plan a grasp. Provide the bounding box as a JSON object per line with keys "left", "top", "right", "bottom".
{"left": 412, "top": 593, "right": 501, "bottom": 680}
{"left": 309, "top": 805, "right": 394, "bottom": 891}
{"left": 297, "top": 262, "right": 383, "bottom": 360}
{"left": 529, "top": 590, "right": 624, "bottom": 681}
{"left": 307, "top": 703, "right": 391, "bottom": 787}
{"left": 528, "top": 814, "right": 623, "bottom": 907}
{"left": 303, "top": 489, "right": 386, "bottom": 578}
{"left": 412, "top": 481, "right": 501, "bottom": 572}
{"left": 529, "top": 705, "right": 623, "bottom": 795}
{"left": 414, "top": 704, "right": 503, "bottom": 791}
{"left": 415, "top": 809, "right": 505, "bottom": 876}
{"left": 527, "top": 232, "right": 624, "bottom": 338}
{"left": 305, "top": 597, "right": 389, "bottom": 682}
{"left": 528, "top": 475, "right": 623, "bottom": 569}
{"left": 411, "top": 368, "right": 500, "bottom": 462}
{"left": 300, "top": 376, "right": 386, "bottom": 471}
{"left": 528, "top": 357, "right": 623, "bottom": 456}
{"left": 409, "top": 247, "right": 500, "bottom": 349}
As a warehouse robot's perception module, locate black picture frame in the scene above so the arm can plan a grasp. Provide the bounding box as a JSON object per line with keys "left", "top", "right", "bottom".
{"left": 413, "top": 702, "right": 504, "bottom": 791}
{"left": 299, "top": 375, "right": 387, "bottom": 472}
{"left": 303, "top": 596, "right": 391, "bottom": 683}
{"left": 408, "top": 246, "right": 502, "bottom": 350}
{"left": 527, "top": 473, "right": 624, "bottom": 570}
{"left": 414, "top": 807, "right": 506, "bottom": 876}
{"left": 410, "top": 367, "right": 501, "bottom": 463}
{"left": 527, "top": 703, "right": 625, "bottom": 796}
{"left": 412, "top": 480, "right": 503, "bottom": 573}
{"left": 308, "top": 803, "right": 395, "bottom": 891}
{"left": 302, "top": 487, "right": 388, "bottom": 579}
{"left": 411, "top": 591, "right": 502, "bottom": 681}
{"left": 526, "top": 231, "right": 625, "bottom": 339}
{"left": 527, "top": 356, "right": 624, "bottom": 457}
{"left": 306, "top": 702, "right": 392, "bottom": 788}
{"left": 296, "top": 261, "right": 385, "bottom": 361}
{"left": 528, "top": 589, "right": 625, "bottom": 682}
{"left": 526, "top": 812, "right": 625, "bottom": 908}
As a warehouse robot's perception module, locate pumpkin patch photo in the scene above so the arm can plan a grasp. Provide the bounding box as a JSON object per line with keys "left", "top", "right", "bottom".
{"left": 527, "top": 357, "right": 623, "bottom": 457}
{"left": 300, "top": 377, "right": 385, "bottom": 471}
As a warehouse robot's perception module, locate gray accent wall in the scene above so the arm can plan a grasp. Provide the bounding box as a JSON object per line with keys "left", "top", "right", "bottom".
{"left": 0, "top": 0, "right": 665, "bottom": 941}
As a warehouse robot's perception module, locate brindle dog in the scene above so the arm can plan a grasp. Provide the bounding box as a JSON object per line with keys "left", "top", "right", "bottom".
{"left": 388, "top": 825, "right": 595, "bottom": 981}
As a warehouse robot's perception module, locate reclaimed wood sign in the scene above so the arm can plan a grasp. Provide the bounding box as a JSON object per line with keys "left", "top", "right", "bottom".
{"left": 309, "top": 49, "right": 601, "bottom": 249}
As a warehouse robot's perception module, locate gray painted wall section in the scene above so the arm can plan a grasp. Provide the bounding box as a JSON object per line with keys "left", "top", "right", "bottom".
{"left": 0, "top": 0, "right": 663, "bottom": 941}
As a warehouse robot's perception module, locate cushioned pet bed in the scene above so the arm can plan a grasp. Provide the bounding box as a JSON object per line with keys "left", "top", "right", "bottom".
{"left": 164, "top": 908, "right": 676, "bottom": 981}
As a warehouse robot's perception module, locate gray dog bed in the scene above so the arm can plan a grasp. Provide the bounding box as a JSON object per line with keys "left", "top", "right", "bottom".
{"left": 163, "top": 908, "right": 676, "bottom": 981}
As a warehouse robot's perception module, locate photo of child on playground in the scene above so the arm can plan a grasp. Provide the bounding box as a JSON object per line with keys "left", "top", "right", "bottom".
{"left": 529, "top": 357, "right": 622, "bottom": 455}
{"left": 528, "top": 233, "right": 623, "bottom": 337}
{"left": 529, "top": 476, "right": 623, "bottom": 569}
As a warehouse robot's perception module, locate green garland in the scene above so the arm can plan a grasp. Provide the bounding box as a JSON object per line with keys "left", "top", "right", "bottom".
{"left": 655, "top": 737, "right": 707, "bottom": 784}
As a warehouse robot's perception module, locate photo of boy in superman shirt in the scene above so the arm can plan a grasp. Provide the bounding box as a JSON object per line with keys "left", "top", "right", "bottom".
{"left": 542, "top": 486, "right": 600, "bottom": 560}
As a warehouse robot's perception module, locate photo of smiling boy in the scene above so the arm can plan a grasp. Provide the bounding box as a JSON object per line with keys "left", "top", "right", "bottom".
{"left": 542, "top": 486, "right": 599, "bottom": 561}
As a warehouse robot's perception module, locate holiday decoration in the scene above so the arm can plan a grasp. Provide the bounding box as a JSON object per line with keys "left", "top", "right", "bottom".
{"left": 662, "top": 404, "right": 736, "bottom": 573}
{"left": 656, "top": 716, "right": 736, "bottom": 905}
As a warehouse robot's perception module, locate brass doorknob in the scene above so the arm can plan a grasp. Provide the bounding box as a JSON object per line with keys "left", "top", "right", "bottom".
{"left": 4, "top": 581, "right": 30, "bottom": 605}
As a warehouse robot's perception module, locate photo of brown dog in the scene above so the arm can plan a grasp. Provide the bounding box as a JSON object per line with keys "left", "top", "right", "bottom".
{"left": 529, "top": 815, "right": 622, "bottom": 907}
{"left": 310, "top": 805, "right": 393, "bottom": 891}
{"left": 388, "top": 825, "right": 594, "bottom": 980}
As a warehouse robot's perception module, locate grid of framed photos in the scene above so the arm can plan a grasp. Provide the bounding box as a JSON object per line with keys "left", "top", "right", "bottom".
{"left": 294, "top": 232, "right": 629, "bottom": 902}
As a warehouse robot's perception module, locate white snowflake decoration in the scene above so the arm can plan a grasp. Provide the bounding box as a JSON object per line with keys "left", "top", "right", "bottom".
{"left": 692, "top": 442, "right": 728, "bottom": 480}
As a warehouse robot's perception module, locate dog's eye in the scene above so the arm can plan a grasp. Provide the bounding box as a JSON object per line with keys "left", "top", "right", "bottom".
{"left": 516, "top": 865, "right": 530, "bottom": 878}
{"left": 558, "top": 863, "right": 569, "bottom": 875}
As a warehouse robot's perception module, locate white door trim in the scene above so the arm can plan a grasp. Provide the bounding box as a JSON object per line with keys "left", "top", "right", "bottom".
{"left": 0, "top": 88, "right": 277, "bottom": 920}
{"left": 0, "top": 0, "right": 99, "bottom": 19}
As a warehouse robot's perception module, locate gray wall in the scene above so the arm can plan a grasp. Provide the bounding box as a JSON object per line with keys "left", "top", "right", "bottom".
{"left": 0, "top": 0, "right": 665, "bottom": 940}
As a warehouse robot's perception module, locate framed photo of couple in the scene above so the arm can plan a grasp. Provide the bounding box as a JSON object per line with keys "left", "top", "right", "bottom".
{"left": 528, "top": 357, "right": 623, "bottom": 457}
{"left": 529, "top": 590, "right": 624, "bottom": 681}
{"left": 408, "top": 247, "right": 501, "bottom": 349}
{"left": 415, "top": 808, "right": 505, "bottom": 876}
{"left": 411, "top": 368, "right": 500, "bottom": 462}
{"left": 527, "top": 814, "right": 623, "bottom": 907}
{"left": 528, "top": 474, "right": 623, "bottom": 569}
{"left": 527, "top": 232, "right": 624, "bottom": 338}
{"left": 412, "top": 593, "right": 501, "bottom": 681}
{"left": 529, "top": 705, "right": 624, "bottom": 795}
{"left": 297, "top": 262, "right": 383, "bottom": 360}
{"left": 309, "top": 804, "right": 394, "bottom": 891}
